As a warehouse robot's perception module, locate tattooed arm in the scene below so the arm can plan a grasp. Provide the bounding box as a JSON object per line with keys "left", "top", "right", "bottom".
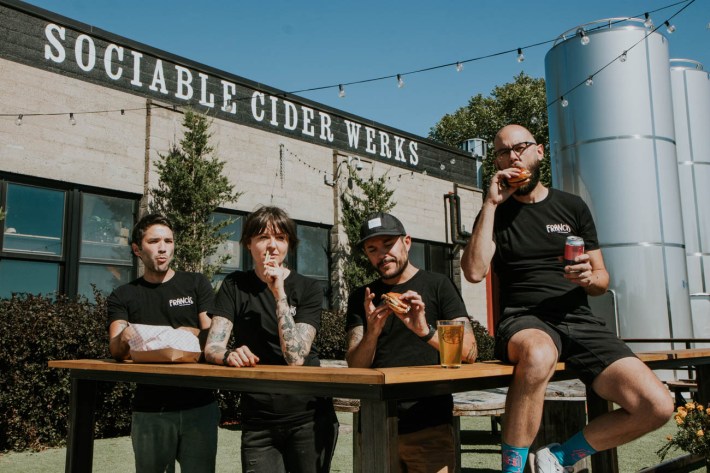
{"left": 276, "top": 296, "right": 317, "bottom": 366}
{"left": 462, "top": 318, "right": 478, "bottom": 364}
{"left": 108, "top": 320, "right": 135, "bottom": 361}
{"left": 204, "top": 316, "right": 234, "bottom": 365}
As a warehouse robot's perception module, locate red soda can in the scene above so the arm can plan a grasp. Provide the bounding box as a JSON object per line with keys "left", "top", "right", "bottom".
{"left": 564, "top": 236, "right": 584, "bottom": 266}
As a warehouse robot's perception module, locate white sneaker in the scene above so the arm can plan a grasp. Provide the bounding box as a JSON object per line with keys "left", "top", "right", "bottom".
{"left": 534, "top": 444, "right": 573, "bottom": 473}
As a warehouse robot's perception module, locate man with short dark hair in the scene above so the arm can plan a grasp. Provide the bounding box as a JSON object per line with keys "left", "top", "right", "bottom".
{"left": 108, "top": 213, "right": 219, "bottom": 473}
{"left": 461, "top": 124, "right": 674, "bottom": 473}
{"left": 346, "top": 212, "right": 477, "bottom": 472}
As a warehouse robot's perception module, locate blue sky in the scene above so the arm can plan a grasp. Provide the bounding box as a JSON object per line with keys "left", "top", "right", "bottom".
{"left": 20, "top": 0, "right": 709, "bottom": 138}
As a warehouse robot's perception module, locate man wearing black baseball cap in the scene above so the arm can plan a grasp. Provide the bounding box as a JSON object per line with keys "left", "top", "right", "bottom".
{"left": 345, "top": 212, "right": 477, "bottom": 472}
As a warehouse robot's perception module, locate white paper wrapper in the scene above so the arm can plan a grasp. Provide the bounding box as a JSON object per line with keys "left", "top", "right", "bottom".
{"left": 128, "top": 324, "right": 201, "bottom": 363}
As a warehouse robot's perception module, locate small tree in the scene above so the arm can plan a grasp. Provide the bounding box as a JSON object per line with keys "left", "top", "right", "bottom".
{"left": 429, "top": 72, "right": 549, "bottom": 192}
{"left": 150, "top": 110, "right": 241, "bottom": 280}
{"left": 339, "top": 165, "right": 396, "bottom": 295}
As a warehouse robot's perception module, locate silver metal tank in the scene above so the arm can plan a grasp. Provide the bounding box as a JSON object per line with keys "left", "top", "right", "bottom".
{"left": 545, "top": 18, "right": 694, "bottom": 350}
{"left": 670, "top": 59, "right": 710, "bottom": 342}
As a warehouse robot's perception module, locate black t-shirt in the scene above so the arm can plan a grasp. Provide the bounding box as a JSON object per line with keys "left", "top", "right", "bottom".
{"left": 491, "top": 188, "right": 599, "bottom": 316}
{"left": 346, "top": 269, "right": 468, "bottom": 433}
{"left": 212, "top": 270, "right": 324, "bottom": 428}
{"left": 107, "top": 271, "right": 217, "bottom": 412}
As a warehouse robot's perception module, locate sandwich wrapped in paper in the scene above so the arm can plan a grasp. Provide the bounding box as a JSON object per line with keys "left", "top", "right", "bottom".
{"left": 128, "top": 324, "right": 201, "bottom": 363}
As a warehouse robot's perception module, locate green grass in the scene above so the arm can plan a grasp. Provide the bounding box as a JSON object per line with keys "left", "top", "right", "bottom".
{"left": 0, "top": 414, "right": 700, "bottom": 472}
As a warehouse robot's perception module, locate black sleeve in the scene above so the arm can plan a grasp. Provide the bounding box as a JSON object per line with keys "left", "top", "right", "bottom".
{"left": 106, "top": 288, "right": 128, "bottom": 327}
{"left": 345, "top": 286, "right": 367, "bottom": 331}
{"left": 291, "top": 276, "right": 323, "bottom": 331}
{"left": 195, "top": 273, "right": 216, "bottom": 315}
{"left": 436, "top": 276, "right": 469, "bottom": 321}
{"left": 212, "top": 273, "right": 238, "bottom": 322}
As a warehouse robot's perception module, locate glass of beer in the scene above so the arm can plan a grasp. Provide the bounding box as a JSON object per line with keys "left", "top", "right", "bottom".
{"left": 437, "top": 320, "right": 465, "bottom": 368}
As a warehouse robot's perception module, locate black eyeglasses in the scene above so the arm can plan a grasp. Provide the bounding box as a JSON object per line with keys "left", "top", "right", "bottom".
{"left": 493, "top": 141, "right": 537, "bottom": 160}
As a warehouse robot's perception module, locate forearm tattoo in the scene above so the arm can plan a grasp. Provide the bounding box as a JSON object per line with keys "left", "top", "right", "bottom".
{"left": 205, "top": 316, "right": 233, "bottom": 363}
{"left": 463, "top": 323, "right": 478, "bottom": 363}
{"left": 276, "top": 297, "right": 315, "bottom": 365}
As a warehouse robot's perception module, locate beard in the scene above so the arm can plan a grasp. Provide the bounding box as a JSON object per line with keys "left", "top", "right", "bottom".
{"left": 514, "top": 160, "right": 542, "bottom": 196}
{"left": 378, "top": 255, "right": 409, "bottom": 281}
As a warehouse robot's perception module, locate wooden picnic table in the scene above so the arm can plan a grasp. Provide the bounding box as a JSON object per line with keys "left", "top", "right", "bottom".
{"left": 48, "top": 348, "right": 710, "bottom": 473}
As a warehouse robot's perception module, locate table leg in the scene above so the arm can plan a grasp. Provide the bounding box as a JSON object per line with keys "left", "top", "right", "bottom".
{"left": 65, "top": 377, "right": 98, "bottom": 473}
{"left": 695, "top": 364, "right": 710, "bottom": 406}
{"left": 586, "top": 385, "right": 619, "bottom": 473}
{"left": 359, "top": 399, "right": 398, "bottom": 473}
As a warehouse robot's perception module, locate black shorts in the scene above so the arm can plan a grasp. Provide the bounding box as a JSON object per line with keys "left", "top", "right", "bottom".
{"left": 494, "top": 308, "right": 636, "bottom": 385}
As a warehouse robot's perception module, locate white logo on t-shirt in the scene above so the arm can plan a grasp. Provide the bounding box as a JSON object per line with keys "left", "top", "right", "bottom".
{"left": 169, "top": 296, "right": 194, "bottom": 307}
{"left": 545, "top": 223, "right": 571, "bottom": 234}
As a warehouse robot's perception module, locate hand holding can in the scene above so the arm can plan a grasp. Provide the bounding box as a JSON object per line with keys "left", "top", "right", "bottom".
{"left": 564, "top": 236, "right": 585, "bottom": 266}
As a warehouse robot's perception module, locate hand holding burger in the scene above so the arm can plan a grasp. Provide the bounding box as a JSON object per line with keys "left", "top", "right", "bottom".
{"left": 506, "top": 167, "right": 531, "bottom": 185}
{"left": 380, "top": 292, "right": 411, "bottom": 315}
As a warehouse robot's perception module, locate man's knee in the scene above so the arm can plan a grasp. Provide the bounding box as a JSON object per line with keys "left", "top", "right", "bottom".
{"left": 509, "top": 335, "right": 558, "bottom": 379}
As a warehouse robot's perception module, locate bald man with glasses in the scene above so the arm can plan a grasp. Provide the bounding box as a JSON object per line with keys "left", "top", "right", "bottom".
{"left": 462, "top": 124, "right": 673, "bottom": 473}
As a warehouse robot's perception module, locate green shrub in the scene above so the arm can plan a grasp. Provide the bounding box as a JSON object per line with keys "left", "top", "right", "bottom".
{"left": 472, "top": 319, "right": 495, "bottom": 362}
{"left": 0, "top": 292, "right": 134, "bottom": 452}
{"left": 317, "top": 309, "right": 348, "bottom": 361}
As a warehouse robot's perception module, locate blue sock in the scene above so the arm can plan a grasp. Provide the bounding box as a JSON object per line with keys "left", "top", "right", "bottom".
{"left": 501, "top": 442, "right": 529, "bottom": 473}
{"left": 552, "top": 430, "right": 597, "bottom": 466}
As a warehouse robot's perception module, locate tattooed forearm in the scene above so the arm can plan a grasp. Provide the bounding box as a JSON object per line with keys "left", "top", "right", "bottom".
{"left": 276, "top": 298, "right": 316, "bottom": 365}
{"left": 462, "top": 321, "right": 478, "bottom": 363}
{"left": 205, "top": 316, "right": 233, "bottom": 364}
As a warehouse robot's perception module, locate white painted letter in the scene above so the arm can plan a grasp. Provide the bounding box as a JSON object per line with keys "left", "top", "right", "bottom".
{"left": 251, "top": 91, "right": 265, "bottom": 121}
{"left": 104, "top": 44, "right": 123, "bottom": 80}
{"left": 269, "top": 96, "right": 279, "bottom": 126}
{"left": 394, "top": 135, "right": 406, "bottom": 162}
{"left": 319, "top": 112, "right": 334, "bottom": 142}
{"left": 408, "top": 142, "right": 419, "bottom": 165}
{"left": 379, "top": 131, "right": 392, "bottom": 158}
{"left": 149, "top": 59, "right": 168, "bottom": 94}
{"left": 301, "top": 106, "right": 315, "bottom": 136}
{"left": 221, "top": 80, "right": 236, "bottom": 113}
{"left": 130, "top": 51, "right": 143, "bottom": 86}
{"left": 284, "top": 101, "right": 298, "bottom": 130}
{"left": 344, "top": 120, "right": 362, "bottom": 149}
{"left": 74, "top": 34, "right": 96, "bottom": 72}
{"left": 44, "top": 24, "right": 66, "bottom": 63}
{"left": 198, "top": 73, "right": 215, "bottom": 107}
{"left": 365, "top": 127, "right": 377, "bottom": 154}
{"left": 174, "top": 65, "right": 193, "bottom": 100}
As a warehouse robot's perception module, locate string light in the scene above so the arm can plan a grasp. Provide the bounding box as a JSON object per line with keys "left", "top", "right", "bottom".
{"left": 644, "top": 12, "right": 653, "bottom": 28}
{"left": 69, "top": 113, "right": 76, "bottom": 126}
{"left": 560, "top": 96, "right": 569, "bottom": 108}
{"left": 578, "top": 29, "right": 590, "bottom": 45}
{"left": 517, "top": 48, "right": 525, "bottom": 63}
{"left": 450, "top": 158, "right": 456, "bottom": 165}
{"left": 15, "top": 114, "right": 23, "bottom": 126}
{"left": 620, "top": 51, "right": 628, "bottom": 63}
{"left": 586, "top": 76, "right": 594, "bottom": 86}
{"left": 665, "top": 21, "right": 676, "bottom": 33}
{"left": 439, "top": 163, "right": 445, "bottom": 170}
{"left": 455, "top": 62, "right": 463, "bottom": 72}
{"left": 338, "top": 84, "right": 346, "bottom": 98}
{"left": 396, "top": 74, "right": 404, "bottom": 88}
{"left": 120, "top": 109, "right": 125, "bottom": 115}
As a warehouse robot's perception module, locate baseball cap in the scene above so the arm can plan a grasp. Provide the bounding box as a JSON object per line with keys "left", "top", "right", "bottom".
{"left": 357, "top": 212, "right": 407, "bottom": 245}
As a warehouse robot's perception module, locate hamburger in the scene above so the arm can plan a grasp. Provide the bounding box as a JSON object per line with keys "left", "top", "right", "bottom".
{"left": 381, "top": 292, "right": 411, "bottom": 315}
{"left": 507, "top": 168, "right": 531, "bottom": 185}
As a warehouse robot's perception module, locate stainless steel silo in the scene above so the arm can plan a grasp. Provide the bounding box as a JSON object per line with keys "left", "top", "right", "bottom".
{"left": 670, "top": 59, "right": 710, "bottom": 342}
{"left": 545, "top": 18, "right": 693, "bottom": 350}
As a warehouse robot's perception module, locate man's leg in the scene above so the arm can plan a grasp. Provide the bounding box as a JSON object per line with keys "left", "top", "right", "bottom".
{"left": 502, "top": 328, "right": 559, "bottom": 472}
{"left": 398, "top": 423, "right": 456, "bottom": 472}
{"left": 175, "top": 401, "right": 220, "bottom": 473}
{"left": 540, "top": 357, "right": 674, "bottom": 470}
{"left": 241, "top": 426, "right": 287, "bottom": 473}
{"left": 131, "top": 410, "right": 179, "bottom": 473}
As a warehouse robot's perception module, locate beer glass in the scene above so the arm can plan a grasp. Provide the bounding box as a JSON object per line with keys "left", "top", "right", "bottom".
{"left": 437, "top": 320, "right": 464, "bottom": 368}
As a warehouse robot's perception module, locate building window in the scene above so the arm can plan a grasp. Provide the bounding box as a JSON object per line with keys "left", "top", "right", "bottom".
{"left": 0, "top": 178, "right": 138, "bottom": 300}
{"left": 296, "top": 224, "right": 330, "bottom": 309}
{"left": 410, "top": 240, "right": 453, "bottom": 279}
{"left": 210, "top": 212, "right": 244, "bottom": 286}
{"left": 78, "top": 194, "right": 134, "bottom": 300}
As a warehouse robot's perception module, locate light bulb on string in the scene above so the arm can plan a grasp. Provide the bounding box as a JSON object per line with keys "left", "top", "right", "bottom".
{"left": 120, "top": 109, "right": 125, "bottom": 115}
{"left": 560, "top": 96, "right": 569, "bottom": 108}
{"left": 455, "top": 62, "right": 463, "bottom": 72}
{"left": 69, "top": 113, "right": 76, "bottom": 126}
{"left": 620, "top": 51, "right": 628, "bottom": 63}
{"left": 665, "top": 21, "right": 676, "bottom": 34}
{"left": 440, "top": 163, "right": 446, "bottom": 170}
{"left": 338, "top": 84, "right": 346, "bottom": 98}
{"left": 644, "top": 13, "right": 653, "bottom": 28}
{"left": 517, "top": 48, "right": 525, "bottom": 63}
{"left": 16, "top": 114, "right": 23, "bottom": 126}
{"left": 586, "top": 76, "right": 594, "bottom": 86}
{"left": 450, "top": 158, "right": 456, "bottom": 165}
{"left": 578, "top": 29, "right": 590, "bottom": 45}
{"left": 397, "top": 74, "right": 404, "bottom": 88}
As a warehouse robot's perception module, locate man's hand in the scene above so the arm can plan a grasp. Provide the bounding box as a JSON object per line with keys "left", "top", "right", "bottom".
{"left": 563, "top": 253, "right": 594, "bottom": 287}
{"left": 393, "top": 290, "right": 430, "bottom": 338}
{"left": 364, "top": 287, "right": 392, "bottom": 337}
{"left": 487, "top": 168, "right": 526, "bottom": 206}
{"left": 223, "top": 345, "right": 260, "bottom": 367}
